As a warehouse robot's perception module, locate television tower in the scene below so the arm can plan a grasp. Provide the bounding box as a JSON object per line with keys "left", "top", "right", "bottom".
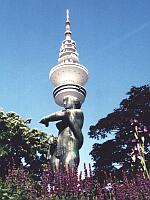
{"left": 49, "top": 9, "right": 88, "bottom": 106}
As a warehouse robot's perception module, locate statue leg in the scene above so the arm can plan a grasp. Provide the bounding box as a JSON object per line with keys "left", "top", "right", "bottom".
{"left": 50, "top": 155, "right": 60, "bottom": 173}
{"left": 64, "top": 151, "right": 79, "bottom": 171}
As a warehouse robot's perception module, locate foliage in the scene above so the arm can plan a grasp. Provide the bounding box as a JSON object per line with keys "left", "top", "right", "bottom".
{"left": 0, "top": 162, "right": 150, "bottom": 200}
{"left": 0, "top": 110, "right": 50, "bottom": 182}
{"left": 89, "top": 85, "right": 150, "bottom": 179}
{"left": 0, "top": 164, "right": 37, "bottom": 200}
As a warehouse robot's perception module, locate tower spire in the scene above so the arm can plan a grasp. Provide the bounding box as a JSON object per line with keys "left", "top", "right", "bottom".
{"left": 66, "top": 9, "right": 69, "bottom": 22}
{"left": 65, "top": 9, "right": 71, "bottom": 40}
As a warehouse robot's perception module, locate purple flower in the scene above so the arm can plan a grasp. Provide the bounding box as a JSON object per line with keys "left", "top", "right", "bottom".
{"left": 143, "top": 126, "right": 148, "bottom": 133}
{"left": 84, "top": 163, "right": 89, "bottom": 196}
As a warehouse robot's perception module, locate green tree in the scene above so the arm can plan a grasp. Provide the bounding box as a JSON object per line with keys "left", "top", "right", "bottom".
{"left": 89, "top": 85, "right": 150, "bottom": 180}
{"left": 0, "top": 110, "right": 51, "bottom": 182}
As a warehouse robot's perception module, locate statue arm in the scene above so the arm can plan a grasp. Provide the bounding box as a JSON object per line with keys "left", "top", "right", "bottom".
{"left": 39, "top": 110, "right": 66, "bottom": 127}
{"left": 67, "top": 111, "right": 84, "bottom": 149}
{"left": 70, "top": 122, "right": 83, "bottom": 149}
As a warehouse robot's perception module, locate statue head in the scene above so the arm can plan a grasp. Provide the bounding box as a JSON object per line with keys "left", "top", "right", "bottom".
{"left": 63, "top": 95, "right": 81, "bottom": 109}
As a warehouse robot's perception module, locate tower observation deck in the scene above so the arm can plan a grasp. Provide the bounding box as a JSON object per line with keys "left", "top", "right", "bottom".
{"left": 49, "top": 10, "right": 88, "bottom": 106}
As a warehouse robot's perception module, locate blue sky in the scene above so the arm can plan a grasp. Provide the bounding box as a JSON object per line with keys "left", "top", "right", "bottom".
{"left": 0, "top": 0, "right": 150, "bottom": 172}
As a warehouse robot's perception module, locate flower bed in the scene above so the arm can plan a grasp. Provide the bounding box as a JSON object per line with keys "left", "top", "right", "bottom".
{"left": 0, "top": 162, "right": 149, "bottom": 200}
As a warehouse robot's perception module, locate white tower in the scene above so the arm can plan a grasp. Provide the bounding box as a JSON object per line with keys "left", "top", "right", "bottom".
{"left": 49, "top": 10, "right": 88, "bottom": 106}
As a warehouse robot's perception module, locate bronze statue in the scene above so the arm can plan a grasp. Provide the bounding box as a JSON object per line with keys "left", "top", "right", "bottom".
{"left": 40, "top": 95, "right": 84, "bottom": 171}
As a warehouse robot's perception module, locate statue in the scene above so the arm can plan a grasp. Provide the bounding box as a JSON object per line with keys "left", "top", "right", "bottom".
{"left": 40, "top": 95, "right": 84, "bottom": 171}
